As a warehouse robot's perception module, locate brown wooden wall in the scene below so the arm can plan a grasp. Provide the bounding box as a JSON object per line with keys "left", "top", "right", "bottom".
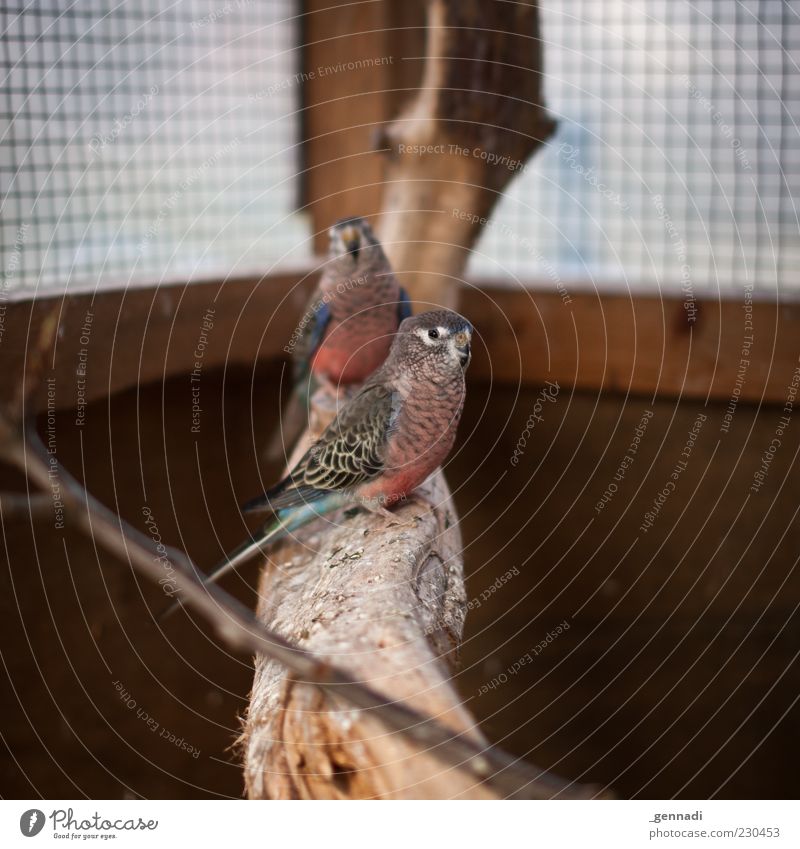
{"left": 2, "top": 363, "right": 797, "bottom": 798}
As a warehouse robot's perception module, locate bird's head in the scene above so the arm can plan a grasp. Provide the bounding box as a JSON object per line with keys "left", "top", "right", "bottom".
{"left": 394, "top": 310, "right": 473, "bottom": 375}
{"left": 328, "top": 216, "right": 381, "bottom": 271}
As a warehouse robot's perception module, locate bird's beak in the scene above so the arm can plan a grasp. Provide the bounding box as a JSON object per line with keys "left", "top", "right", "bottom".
{"left": 338, "top": 226, "right": 360, "bottom": 261}
{"left": 454, "top": 330, "right": 471, "bottom": 370}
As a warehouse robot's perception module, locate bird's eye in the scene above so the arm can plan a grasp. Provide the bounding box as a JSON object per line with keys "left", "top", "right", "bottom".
{"left": 428, "top": 328, "right": 440, "bottom": 340}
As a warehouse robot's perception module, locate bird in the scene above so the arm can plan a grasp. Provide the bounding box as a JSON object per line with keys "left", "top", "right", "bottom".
{"left": 268, "top": 216, "right": 412, "bottom": 459}
{"left": 161, "top": 309, "right": 472, "bottom": 620}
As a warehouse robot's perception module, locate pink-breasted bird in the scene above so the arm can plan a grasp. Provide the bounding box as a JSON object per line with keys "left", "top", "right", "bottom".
{"left": 268, "top": 216, "right": 411, "bottom": 458}
{"left": 162, "top": 310, "right": 471, "bottom": 618}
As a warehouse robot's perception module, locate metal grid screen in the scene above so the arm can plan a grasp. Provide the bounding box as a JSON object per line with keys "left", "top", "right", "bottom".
{"left": 3, "top": 3, "right": 798, "bottom": 301}
{"left": 470, "top": 1, "right": 800, "bottom": 301}
{"left": 1, "top": 1, "right": 309, "bottom": 297}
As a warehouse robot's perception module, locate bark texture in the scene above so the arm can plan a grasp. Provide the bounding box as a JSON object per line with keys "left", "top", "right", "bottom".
{"left": 378, "top": 0, "right": 556, "bottom": 307}
{"left": 243, "top": 475, "right": 498, "bottom": 798}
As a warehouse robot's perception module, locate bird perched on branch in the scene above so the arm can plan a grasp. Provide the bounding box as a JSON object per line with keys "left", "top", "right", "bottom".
{"left": 268, "top": 216, "right": 412, "bottom": 459}
{"left": 162, "top": 310, "right": 472, "bottom": 619}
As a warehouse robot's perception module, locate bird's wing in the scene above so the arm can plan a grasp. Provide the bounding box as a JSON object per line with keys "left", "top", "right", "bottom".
{"left": 244, "top": 382, "right": 399, "bottom": 513}
{"left": 397, "top": 285, "right": 413, "bottom": 322}
{"left": 292, "top": 289, "right": 331, "bottom": 384}
{"left": 264, "top": 287, "right": 330, "bottom": 461}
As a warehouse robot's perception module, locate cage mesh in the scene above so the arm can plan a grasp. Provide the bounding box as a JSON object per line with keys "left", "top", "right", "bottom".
{"left": 2, "top": 2, "right": 798, "bottom": 300}
{"left": 1, "top": 0, "right": 309, "bottom": 297}
{"left": 470, "top": 0, "right": 800, "bottom": 300}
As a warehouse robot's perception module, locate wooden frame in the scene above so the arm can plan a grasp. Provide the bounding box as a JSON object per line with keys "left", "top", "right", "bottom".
{"left": 4, "top": 273, "right": 797, "bottom": 416}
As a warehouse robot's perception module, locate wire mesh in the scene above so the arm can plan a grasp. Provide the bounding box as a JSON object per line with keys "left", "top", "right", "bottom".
{"left": 2, "top": 3, "right": 798, "bottom": 301}
{"left": 1, "top": 1, "right": 309, "bottom": 297}
{"left": 470, "top": 0, "right": 800, "bottom": 301}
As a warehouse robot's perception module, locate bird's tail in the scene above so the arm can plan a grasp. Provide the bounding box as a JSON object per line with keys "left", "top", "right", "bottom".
{"left": 157, "top": 495, "right": 343, "bottom": 622}
{"left": 264, "top": 386, "right": 309, "bottom": 462}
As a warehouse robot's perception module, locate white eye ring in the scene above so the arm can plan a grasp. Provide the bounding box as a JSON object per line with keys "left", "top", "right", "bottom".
{"left": 415, "top": 326, "right": 448, "bottom": 345}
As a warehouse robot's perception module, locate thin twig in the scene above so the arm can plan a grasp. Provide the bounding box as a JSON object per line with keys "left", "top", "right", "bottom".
{"left": 11, "top": 309, "right": 60, "bottom": 422}
{"left": 0, "top": 492, "right": 53, "bottom": 520}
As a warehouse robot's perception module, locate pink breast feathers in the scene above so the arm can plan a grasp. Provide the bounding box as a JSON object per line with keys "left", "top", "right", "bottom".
{"left": 312, "top": 329, "right": 392, "bottom": 384}
{"left": 357, "top": 465, "right": 427, "bottom": 507}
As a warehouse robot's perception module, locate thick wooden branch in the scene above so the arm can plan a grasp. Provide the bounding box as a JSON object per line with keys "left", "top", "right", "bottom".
{"left": 243, "top": 469, "right": 493, "bottom": 799}
{"left": 378, "top": 0, "right": 556, "bottom": 306}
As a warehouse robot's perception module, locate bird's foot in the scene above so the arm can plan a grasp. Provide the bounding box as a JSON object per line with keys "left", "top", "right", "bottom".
{"left": 406, "top": 492, "right": 434, "bottom": 513}
{"left": 359, "top": 501, "right": 419, "bottom": 529}
{"left": 384, "top": 505, "right": 424, "bottom": 530}
{"left": 368, "top": 503, "right": 397, "bottom": 521}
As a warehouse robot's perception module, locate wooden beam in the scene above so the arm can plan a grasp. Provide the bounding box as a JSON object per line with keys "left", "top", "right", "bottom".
{"left": 3, "top": 276, "right": 795, "bottom": 414}
{"left": 0, "top": 272, "right": 315, "bottom": 414}
{"left": 301, "top": 0, "right": 426, "bottom": 249}
{"left": 462, "top": 285, "right": 800, "bottom": 405}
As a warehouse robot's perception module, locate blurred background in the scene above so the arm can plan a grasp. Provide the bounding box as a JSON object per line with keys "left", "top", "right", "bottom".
{"left": 1, "top": 1, "right": 798, "bottom": 799}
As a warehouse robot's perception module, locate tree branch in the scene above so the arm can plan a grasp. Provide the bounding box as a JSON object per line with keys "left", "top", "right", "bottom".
{"left": 378, "top": 0, "right": 556, "bottom": 307}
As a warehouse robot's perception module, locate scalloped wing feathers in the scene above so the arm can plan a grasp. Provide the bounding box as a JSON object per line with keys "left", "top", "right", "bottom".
{"left": 247, "top": 383, "right": 400, "bottom": 513}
